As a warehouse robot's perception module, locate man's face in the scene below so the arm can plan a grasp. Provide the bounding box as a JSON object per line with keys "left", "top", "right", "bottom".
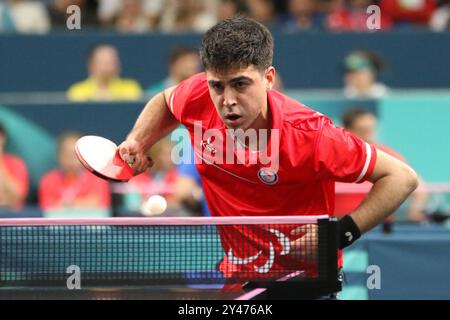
{"left": 348, "top": 114, "right": 377, "bottom": 144}
{"left": 58, "top": 136, "right": 82, "bottom": 174}
{"left": 206, "top": 65, "right": 275, "bottom": 131}
{"left": 89, "top": 46, "right": 120, "bottom": 81}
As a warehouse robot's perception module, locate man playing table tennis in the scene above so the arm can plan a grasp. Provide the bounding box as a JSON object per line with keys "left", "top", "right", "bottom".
{"left": 119, "top": 17, "right": 418, "bottom": 292}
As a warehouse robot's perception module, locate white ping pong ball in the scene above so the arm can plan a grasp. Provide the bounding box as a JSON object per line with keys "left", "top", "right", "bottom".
{"left": 141, "top": 195, "right": 167, "bottom": 216}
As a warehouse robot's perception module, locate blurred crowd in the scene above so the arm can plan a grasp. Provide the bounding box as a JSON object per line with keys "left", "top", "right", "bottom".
{"left": 66, "top": 43, "right": 202, "bottom": 101}
{"left": 65, "top": 42, "right": 389, "bottom": 101}
{"left": 1, "top": 0, "right": 450, "bottom": 34}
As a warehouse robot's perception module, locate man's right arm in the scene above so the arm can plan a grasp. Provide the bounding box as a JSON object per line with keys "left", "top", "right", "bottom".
{"left": 119, "top": 86, "right": 180, "bottom": 174}
{"left": 127, "top": 86, "right": 179, "bottom": 147}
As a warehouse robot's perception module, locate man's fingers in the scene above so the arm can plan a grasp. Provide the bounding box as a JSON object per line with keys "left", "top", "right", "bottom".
{"left": 290, "top": 239, "right": 311, "bottom": 261}
{"left": 118, "top": 143, "right": 134, "bottom": 162}
{"left": 122, "top": 155, "right": 135, "bottom": 166}
{"left": 291, "top": 225, "right": 308, "bottom": 236}
{"left": 130, "top": 155, "right": 154, "bottom": 175}
{"left": 289, "top": 225, "right": 319, "bottom": 262}
{"left": 290, "top": 224, "right": 317, "bottom": 237}
{"left": 290, "top": 238, "right": 318, "bottom": 262}
{"left": 119, "top": 147, "right": 137, "bottom": 167}
{"left": 117, "top": 141, "right": 154, "bottom": 175}
{"left": 134, "top": 156, "right": 146, "bottom": 173}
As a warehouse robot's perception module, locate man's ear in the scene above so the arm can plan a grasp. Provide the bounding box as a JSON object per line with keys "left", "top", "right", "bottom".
{"left": 265, "top": 67, "right": 276, "bottom": 90}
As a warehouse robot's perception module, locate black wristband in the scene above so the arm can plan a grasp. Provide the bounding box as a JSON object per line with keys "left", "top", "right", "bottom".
{"left": 338, "top": 215, "right": 361, "bottom": 249}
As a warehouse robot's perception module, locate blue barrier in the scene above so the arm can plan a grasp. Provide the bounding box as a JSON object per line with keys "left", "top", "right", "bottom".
{"left": 1, "top": 32, "right": 450, "bottom": 92}
{"left": 342, "top": 223, "right": 450, "bottom": 300}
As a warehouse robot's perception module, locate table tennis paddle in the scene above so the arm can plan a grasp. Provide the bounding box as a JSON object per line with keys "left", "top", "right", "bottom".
{"left": 75, "top": 135, "right": 134, "bottom": 183}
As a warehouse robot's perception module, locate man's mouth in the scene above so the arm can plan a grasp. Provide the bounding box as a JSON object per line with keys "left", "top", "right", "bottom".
{"left": 225, "top": 113, "right": 242, "bottom": 121}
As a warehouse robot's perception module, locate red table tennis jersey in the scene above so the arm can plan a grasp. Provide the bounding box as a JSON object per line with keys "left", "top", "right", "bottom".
{"left": 168, "top": 72, "right": 377, "bottom": 279}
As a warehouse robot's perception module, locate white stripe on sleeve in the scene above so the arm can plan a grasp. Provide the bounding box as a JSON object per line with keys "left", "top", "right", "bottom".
{"left": 169, "top": 91, "right": 175, "bottom": 114}
{"left": 354, "top": 142, "right": 372, "bottom": 183}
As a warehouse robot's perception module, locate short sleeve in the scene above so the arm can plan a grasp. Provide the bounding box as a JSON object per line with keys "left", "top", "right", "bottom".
{"left": 167, "top": 73, "right": 209, "bottom": 126}
{"left": 314, "top": 120, "right": 377, "bottom": 183}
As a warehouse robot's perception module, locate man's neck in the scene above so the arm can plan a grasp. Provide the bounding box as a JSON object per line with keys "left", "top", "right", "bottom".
{"left": 250, "top": 100, "right": 270, "bottom": 131}
{"left": 238, "top": 100, "right": 271, "bottom": 151}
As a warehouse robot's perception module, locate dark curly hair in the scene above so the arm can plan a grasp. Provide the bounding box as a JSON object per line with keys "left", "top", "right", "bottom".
{"left": 199, "top": 16, "right": 274, "bottom": 72}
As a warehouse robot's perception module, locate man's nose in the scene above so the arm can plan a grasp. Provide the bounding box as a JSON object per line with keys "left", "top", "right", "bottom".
{"left": 223, "top": 87, "right": 237, "bottom": 107}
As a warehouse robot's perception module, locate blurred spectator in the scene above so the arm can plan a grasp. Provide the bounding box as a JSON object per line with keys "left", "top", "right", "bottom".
{"left": 47, "top": 0, "right": 98, "bottom": 29}
{"left": 282, "top": 0, "right": 325, "bottom": 32}
{"left": 0, "top": 0, "right": 50, "bottom": 34}
{"left": 119, "top": 137, "right": 182, "bottom": 215}
{"left": 67, "top": 44, "right": 142, "bottom": 101}
{"left": 335, "top": 107, "right": 428, "bottom": 223}
{"left": 430, "top": 0, "right": 450, "bottom": 31}
{"left": 327, "top": 0, "right": 392, "bottom": 32}
{"left": 315, "top": 0, "right": 337, "bottom": 13}
{"left": 38, "top": 132, "right": 111, "bottom": 211}
{"left": 146, "top": 46, "right": 200, "bottom": 97}
{"left": 0, "top": 121, "right": 29, "bottom": 210}
{"left": 115, "top": 0, "right": 155, "bottom": 32}
{"left": 342, "top": 50, "right": 388, "bottom": 99}
{"left": 244, "top": 0, "right": 282, "bottom": 29}
{"left": 159, "top": 0, "right": 217, "bottom": 33}
{"left": 218, "top": 0, "right": 246, "bottom": 21}
{"left": 380, "top": 0, "right": 436, "bottom": 28}
{"left": 98, "top": 0, "right": 161, "bottom": 28}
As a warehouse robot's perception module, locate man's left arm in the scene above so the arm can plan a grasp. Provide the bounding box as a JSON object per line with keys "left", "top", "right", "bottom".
{"left": 348, "top": 148, "right": 419, "bottom": 234}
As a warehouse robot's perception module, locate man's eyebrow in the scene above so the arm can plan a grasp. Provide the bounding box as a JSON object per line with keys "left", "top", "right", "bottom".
{"left": 229, "top": 76, "right": 253, "bottom": 83}
{"left": 208, "top": 76, "right": 253, "bottom": 85}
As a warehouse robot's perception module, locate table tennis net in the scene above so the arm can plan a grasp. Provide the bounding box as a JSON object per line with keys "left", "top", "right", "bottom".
{"left": 0, "top": 216, "right": 338, "bottom": 287}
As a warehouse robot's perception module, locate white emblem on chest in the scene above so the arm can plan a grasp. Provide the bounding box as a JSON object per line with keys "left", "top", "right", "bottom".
{"left": 257, "top": 168, "right": 279, "bottom": 185}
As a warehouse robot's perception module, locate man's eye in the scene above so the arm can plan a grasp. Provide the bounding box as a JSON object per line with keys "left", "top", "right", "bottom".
{"left": 212, "top": 83, "right": 223, "bottom": 90}
{"left": 235, "top": 82, "right": 247, "bottom": 89}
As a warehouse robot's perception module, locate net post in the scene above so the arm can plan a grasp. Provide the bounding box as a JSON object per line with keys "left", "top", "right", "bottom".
{"left": 317, "top": 217, "right": 340, "bottom": 294}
